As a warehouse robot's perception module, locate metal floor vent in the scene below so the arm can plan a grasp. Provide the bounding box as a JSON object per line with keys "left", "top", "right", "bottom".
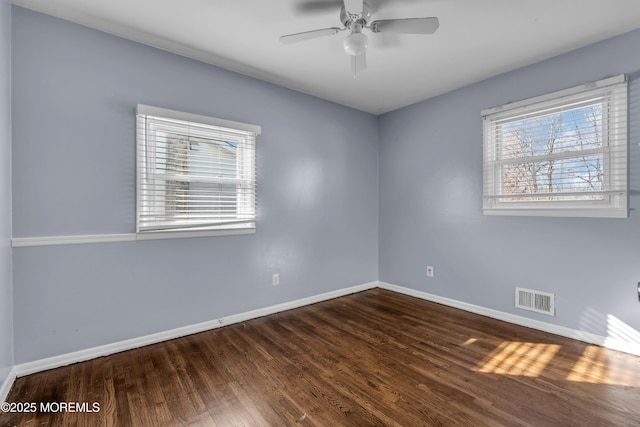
{"left": 515, "top": 287, "right": 555, "bottom": 316}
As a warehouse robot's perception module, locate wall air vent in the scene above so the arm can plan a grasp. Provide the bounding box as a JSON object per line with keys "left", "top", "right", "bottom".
{"left": 515, "top": 287, "right": 555, "bottom": 316}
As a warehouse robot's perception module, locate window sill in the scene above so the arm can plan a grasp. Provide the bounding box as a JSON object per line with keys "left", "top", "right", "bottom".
{"left": 136, "top": 227, "right": 256, "bottom": 241}
{"left": 483, "top": 208, "right": 628, "bottom": 218}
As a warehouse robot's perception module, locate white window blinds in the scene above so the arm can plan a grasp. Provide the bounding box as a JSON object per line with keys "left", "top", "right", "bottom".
{"left": 136, "top": 105, "right": 260, "bottom": 234}
{"left": 482, "top": 75, "right": 628, "bottom": 218}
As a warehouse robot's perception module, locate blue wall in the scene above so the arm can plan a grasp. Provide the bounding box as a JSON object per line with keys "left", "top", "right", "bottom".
{"left": 0, "top": 0, "right": 13, "bottom": 384}
{"left": 379, "top": 29, "right": 640, "bottom": 339}
{"left": 11, "top": 7, "right": 379, "bottom": 363}
{"left": 8, "top": 5, "right": 640, "bottom": 366}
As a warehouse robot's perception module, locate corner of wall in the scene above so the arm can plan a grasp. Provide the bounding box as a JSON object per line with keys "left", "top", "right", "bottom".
{"left": 0, "top": 0, "right": 15, "bottom": 392}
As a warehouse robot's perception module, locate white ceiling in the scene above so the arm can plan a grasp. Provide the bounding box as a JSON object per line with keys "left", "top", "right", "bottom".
{"left": 11, "top": 0, "right": 640, "bottom": 114}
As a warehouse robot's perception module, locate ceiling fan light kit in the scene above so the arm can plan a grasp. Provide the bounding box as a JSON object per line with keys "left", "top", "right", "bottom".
{"left": 343, "top": 30, "right": 368, "bottom": 56}
{"left": 280, "top": 0, "right": 439, "bottom": 76}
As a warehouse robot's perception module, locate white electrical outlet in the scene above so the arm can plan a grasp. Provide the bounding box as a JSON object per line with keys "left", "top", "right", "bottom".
{"left": 427, "top": 266, "right": 434, "bottom": 278}
{"left": 272, "top": 273, "right": 280, "bottom": 286}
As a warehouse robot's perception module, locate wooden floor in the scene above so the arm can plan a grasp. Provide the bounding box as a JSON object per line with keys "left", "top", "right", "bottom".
{"left": 3, "top": 289, "right": 640, "bottom": 426}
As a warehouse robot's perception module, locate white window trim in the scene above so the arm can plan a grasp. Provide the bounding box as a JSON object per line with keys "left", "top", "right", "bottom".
{"left": 136, "top": 105, "right": 260, "bottom": 238}
{"left": 482, "top": 75, "right": 628, "bottom": 218}
{"left": 137, "top": 105, "right": 261, "bottom": 135}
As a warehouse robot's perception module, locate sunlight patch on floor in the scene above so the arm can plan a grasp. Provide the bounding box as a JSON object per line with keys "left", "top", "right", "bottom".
{"left": 461, "top": 338, "right": 477, "bottom": 346}
{"left": 567, "top": 345, "right": 640, "bottom": 387}
{"left": 472, "top": 337, "right": 640, "bottom": 387}
{"left": 475, "top": 342, "right": 561, "bottom": 377}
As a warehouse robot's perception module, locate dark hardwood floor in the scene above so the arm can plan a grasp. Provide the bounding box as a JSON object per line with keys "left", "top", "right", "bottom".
{"left": 3, "top": 288, "right": 640, "bottom": 426}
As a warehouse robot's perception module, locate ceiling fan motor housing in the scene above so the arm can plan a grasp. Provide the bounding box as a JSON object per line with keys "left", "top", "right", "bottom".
{"left": 340, "top": 2, "right": 371, "bottom": 27}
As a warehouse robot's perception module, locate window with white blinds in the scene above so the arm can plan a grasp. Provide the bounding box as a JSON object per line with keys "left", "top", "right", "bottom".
{"left": 136, "top": 105, "right": 260, "bottom": 235}
{"left": 482, "top": 75, "right": 628, "bottom": 218}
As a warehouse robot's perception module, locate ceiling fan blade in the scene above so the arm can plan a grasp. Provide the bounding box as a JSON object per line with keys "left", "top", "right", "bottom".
{"left": 280, "top": 27, "right": 343, "bottom": 44}
{"left": 375, "top": 0, "right": 447, "bottom": 12}
{"left": 295, "top": 0, "right": 342, "bottom": 14}
{"left": 343, "top": 0, "right": 364, "bottom": 14}
{"left": 371, "top": 17, "right": 439, "bottom": 35}
{"left": 350, "top": 52, "right": 367, "bottom": 77}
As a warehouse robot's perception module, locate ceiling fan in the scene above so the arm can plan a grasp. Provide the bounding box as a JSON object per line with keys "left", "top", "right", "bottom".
{"left": 280, "top": 0, "right": 439, "bottom": 76}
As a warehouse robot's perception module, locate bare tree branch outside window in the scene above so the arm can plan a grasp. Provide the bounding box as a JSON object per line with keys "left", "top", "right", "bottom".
{"left": 498, "top": 104, "right": 604, "bottom": 202}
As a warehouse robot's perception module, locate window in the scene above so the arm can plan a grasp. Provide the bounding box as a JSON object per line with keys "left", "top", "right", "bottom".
{"left": 136, "top": 105, "right": 260, "bottom": 236}
{"left": 482, "top": 75, "right": 628, "bottom": 218}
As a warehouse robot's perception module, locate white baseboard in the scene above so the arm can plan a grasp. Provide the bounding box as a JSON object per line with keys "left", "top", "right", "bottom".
{"left": 5, "top": 280, "right": 639, "bottom": 397}
{"left": 378, "top": 282, "right": 640, "bottom": 357}
{"left": 0, "top": 366, "right": 17, "bottom": 403}
{"left": 14, "top": 281, "right": 379, "bottom": 378}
